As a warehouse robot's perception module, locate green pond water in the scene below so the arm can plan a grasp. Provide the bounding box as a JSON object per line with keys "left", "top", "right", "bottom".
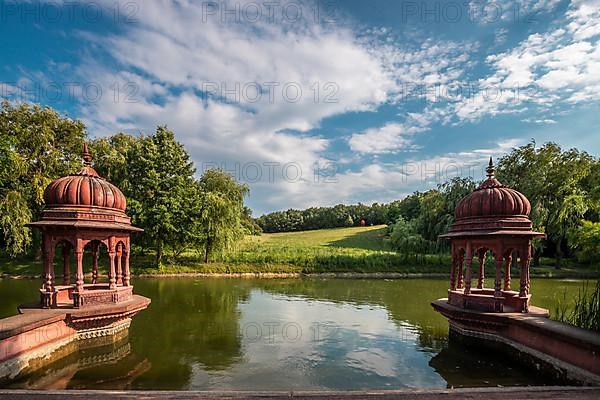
{"left": 0, "top": 277, "right": 589, "bottom": 390}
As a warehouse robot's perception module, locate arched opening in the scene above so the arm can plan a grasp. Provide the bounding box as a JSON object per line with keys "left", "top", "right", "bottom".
{"left": 83, "top": 240, "right": 108, "bottom": 285}
{"left": 52, "top": 239, "right": 74, "bottom": 286}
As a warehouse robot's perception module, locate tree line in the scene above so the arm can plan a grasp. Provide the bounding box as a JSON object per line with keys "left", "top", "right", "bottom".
{"left": 256, "top": 203, "right": 389, "bottom": 233}
{"left": 0, "top": 101, "right": 255, "bottom": 266}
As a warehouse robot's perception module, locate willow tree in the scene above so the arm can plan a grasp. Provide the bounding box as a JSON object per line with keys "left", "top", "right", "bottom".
{"left": 0, "top": 101, "right": 86, "bottom": 257}
{"left": 195, "top": 169, "right": 248, "bottom": 263}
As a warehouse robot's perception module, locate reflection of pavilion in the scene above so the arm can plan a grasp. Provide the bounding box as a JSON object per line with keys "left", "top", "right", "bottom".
{"left": 12, "top": 336, "right": 151, "bottom": 390}
{"left": 27, "top": 144, "right": 144, "bottom": 309}
{"left": 428, "top": 341, "right": 548, "bottom": 388}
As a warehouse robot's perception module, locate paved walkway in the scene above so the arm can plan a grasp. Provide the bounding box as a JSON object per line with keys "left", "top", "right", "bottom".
{"left": 1, "top": 387, "right": 600, "bottom": 399}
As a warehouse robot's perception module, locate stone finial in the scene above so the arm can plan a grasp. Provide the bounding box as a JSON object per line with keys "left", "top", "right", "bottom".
{"left": 82, "top": 143, "right": 93, "bottom": 166}
{"left": 486, "top": 157, "right": 495, "bottom": 179}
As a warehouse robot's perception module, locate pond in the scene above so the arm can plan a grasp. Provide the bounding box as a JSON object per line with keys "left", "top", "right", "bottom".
{"left": 0, "top": 277, "right": 588, "bottom": 390}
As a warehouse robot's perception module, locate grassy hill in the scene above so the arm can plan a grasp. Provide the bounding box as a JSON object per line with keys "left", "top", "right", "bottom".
{"left": 137, "top": 225, "right": 450, "bottom": 275}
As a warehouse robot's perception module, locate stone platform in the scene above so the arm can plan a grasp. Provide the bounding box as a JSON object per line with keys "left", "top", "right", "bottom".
{"left": 432, "top": 299, "right": 600, "bottom": 384}
{"left": 41, "top": 283, "right": 134, "bottom": 309}
{"left": 447, "top": 288, "right": 530, "bottom": 313}
{"left": 0, "top": 295, "right": 150, "bottom": 382}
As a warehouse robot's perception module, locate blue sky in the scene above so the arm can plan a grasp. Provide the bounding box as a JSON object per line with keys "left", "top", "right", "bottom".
{"left": 1, "top": 0, "right": 599, "bottom": 214}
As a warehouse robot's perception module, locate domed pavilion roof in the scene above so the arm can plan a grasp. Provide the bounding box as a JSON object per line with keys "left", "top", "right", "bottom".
{"left": 43, "top": 144, "right": 127, "bottom": 212}
{"left": 440, "top": 158, "right": 543, "bottom": 238}
{"left": 27, "top": 144, "right": 141, "bottom": 232}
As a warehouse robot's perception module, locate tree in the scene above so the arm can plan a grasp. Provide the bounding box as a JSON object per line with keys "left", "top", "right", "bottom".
{"left": 0, "top": 101, "right": 86, "bottom": 257}
{"left": 126, "top": 126, "right": 196, "bottom": 267}
{"left": 389, "top": 217, "right": 426, "bottom": 261}
{"left": 568, "top": 221, "right": 600, "bottom": 264}
{"left": 90, "top": 133, "right": 140, "bottom": 193}
{"left": 241, "top": 206, "right": 262, "bottom": 235}
{"left": 195, "top": 169, "right": 248, "bottom": 263}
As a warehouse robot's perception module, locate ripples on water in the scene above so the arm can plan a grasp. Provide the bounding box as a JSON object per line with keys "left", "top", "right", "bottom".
{"left": 0, "top": 278, "right": 585, "bottom": 390}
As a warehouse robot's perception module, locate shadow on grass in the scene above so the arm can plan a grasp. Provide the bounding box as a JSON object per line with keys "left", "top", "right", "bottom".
{"left": 326, "top": 227, "right": 392, "bottom": 252}
{"left": 0, "top": 257, "right": 39, "bottom": 276}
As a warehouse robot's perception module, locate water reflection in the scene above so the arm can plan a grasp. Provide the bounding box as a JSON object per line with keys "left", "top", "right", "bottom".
{"left": 9, "top": 337, "right": 150, "bottom": 390}
{"left": 1, "top": 278, "right": 585, "bottom": 390}
{"left": 429, "top": 342, "right": 548, "bottom": 388}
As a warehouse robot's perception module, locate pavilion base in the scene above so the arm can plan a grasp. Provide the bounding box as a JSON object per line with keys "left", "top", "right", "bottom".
{"left": 448, "top": 288, "right": 530, "bottom": 313}
{"left": 40, "top": 284, "right": 134, "bottom": 309}
{"left": 432, "top": 299, "right": 600, "bottom": 385}
{"left": 0, "top": 295, "right": 150, "bottom": 383}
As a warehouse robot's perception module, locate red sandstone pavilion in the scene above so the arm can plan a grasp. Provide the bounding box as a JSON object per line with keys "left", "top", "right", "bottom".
{"left": 439, "top": 158, "right": 544, "bottom": 313}
{"left": 433, "top": 158, "right": 600, "bottom": 384}
{"left": 0, "top": 145, "right": 149, "bottom": 382}
{"left": 27, "top": 144, "right": 143, "bottom": 309}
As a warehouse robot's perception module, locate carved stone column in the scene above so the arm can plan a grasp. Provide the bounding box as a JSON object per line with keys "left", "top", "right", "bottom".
{"left": 116, "top": 245, "right": 123, "bottom": 285}
{"left": 62, "top": 243, "right": 70, "bottom": 285}
{"left": 109, "top": 250, "right": 117, "bottom": 289}
{"left": 450, "top": 244, "right": 456, "bottom": 290}
{"left": 41, "top": 232, "right": 54, "bottom": 308}
{"left": 477, "top": 248, "right": 486, "bottom": 289}
{"left": 42, "top": 234, "right": 55, "bottom": 295}
{"left": 75, "top": 248, "right": 84, "bottom": 293}
{"left": 519, "top": 245, "right": 531, "bottom": 299}
{"left": 494, "top": 258, "right": 503, "bottom": 297}
{"left": 464, "top": 242, "right": 473, "bottom": 295}
{"left": 504, "top": 251, "right": 512, "bottom": 291}
{"left": 123, "top": 249, "right": 131, "bottom": 287}
{"left": 91, "top": 242, "right": 99, "bottom": 284}
{"left": 457, "top": 249, "right": 464, "bottom": 289}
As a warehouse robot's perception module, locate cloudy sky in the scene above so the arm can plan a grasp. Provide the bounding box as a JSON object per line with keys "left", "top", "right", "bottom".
{"left": 1, "top": 0, "right": 599, "bottom": 214}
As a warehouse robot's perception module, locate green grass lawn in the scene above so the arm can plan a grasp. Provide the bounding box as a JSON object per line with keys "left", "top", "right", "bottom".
{"left": 139, "top": 225, "right": 451, "bottom": 275}
{"left": 2, "top": 225, "right": 599, "bottom": 277}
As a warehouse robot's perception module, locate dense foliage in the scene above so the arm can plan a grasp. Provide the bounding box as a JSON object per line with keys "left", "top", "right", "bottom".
{"left": 92, "top": 129, "right": 250, "bottom": 266}
{"left": 0, "top": 101, "right": 86, "bottom": 257}
{"left": 256, "top": 203, "right": 388, "bottom": 233}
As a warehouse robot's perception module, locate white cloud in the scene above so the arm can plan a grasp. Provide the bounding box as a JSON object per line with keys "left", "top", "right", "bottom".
{"left": 494, "top": 28, "right": 508, "bottom": 46}
{"left": 258, "top": 138, "right": 527, "bottom": 212}
{"left": 567, "top": 0, "right": 600, "bottom": 40}
{"left": 453, "top": 0, "right": 600, "bottom": 122}
{"left": 348, "top": 122, "right": 424, "bottom": 154}
{"left": 522, "top": 118, "right": 558, "bottom": 124}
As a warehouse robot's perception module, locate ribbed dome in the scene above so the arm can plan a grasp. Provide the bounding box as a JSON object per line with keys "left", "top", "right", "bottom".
{"left": 455, "top": 178, "right": 531, "bottom": 220}
{"left": 439, "top": 158, "right": 542, "bottom": 238}
{"left": 43, "top": 144, "right": 127, "bottom": 212}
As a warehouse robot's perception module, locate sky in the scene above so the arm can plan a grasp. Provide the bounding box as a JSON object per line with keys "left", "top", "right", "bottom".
{"left": 1, "top": 0, "right": 599, "bottom": 215}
